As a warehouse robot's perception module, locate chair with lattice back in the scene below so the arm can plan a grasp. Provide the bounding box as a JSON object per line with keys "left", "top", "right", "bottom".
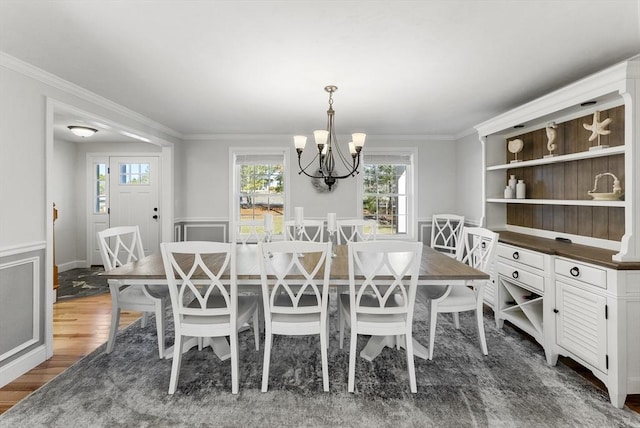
{"left": 283, "top": 219, "right": 325, "bottom": 242}
{"left": 257, "top": 240, "right": 332, "bottom": 392}
{"left": 97, "top": 225, "right": 169, "bottom": 359}
{"left": 160, "top": 241, "right": 260, "bottom": 394}
{"left": 339, "top": 240, "right": 423, "bottom": 393}
{"left": 421, "top": 226, "right": 498, "bottom": 360}
{"left": 430, "top": 214, "right": 465, "bottom": 257}
{"left": 336, "top": 219, "right": 378, "bottom": 244}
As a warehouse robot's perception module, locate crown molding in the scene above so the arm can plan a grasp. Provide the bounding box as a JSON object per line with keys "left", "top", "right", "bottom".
{"left": 0, "top": 51, "right": 182, "bottom": 139}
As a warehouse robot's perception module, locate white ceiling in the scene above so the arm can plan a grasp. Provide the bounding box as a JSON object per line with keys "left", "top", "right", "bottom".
{"left": 1, "top": 1, "right": 639, "bottom": 139}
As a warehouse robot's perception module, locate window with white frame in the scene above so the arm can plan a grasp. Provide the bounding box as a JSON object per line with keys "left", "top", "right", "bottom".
{"left": 362, "top": 151, "right": 415, "bottom": 237}
{"left": 232, "top": 151, "right": 286, "bottom": 237}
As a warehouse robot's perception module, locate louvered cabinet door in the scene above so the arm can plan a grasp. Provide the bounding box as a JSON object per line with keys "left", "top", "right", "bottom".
{"left": 555, "top": 280, "right": 607, "bottom": 372}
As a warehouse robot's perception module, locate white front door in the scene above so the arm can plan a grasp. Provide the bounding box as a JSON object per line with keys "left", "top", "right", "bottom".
{"left": 108, "top": 156, "right": 160, "bottom": 256}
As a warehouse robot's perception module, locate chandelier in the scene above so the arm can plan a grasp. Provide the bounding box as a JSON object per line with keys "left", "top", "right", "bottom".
{"left": 294, "top": 85, "right": 366, "bottom": 190}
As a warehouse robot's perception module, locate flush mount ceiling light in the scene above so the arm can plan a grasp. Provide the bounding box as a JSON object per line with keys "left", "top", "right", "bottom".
{"left": 294, "top": 85, "right": 365, "bottom": 191}
{"left": 67, "top": 125, "right": 98, "bottom": 137}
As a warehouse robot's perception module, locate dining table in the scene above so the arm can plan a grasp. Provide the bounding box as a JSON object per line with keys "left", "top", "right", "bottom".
{"left": 102, "top": 243, "right": 489, "bottom": 361}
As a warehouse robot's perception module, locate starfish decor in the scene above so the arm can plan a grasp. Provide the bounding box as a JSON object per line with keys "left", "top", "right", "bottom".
{"left": 583, "top": 110, "right": 612, "bottom": 149}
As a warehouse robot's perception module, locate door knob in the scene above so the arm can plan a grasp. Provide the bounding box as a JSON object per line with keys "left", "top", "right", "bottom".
{"left": 152, "top": 215, "right": 158, "bottom": 220}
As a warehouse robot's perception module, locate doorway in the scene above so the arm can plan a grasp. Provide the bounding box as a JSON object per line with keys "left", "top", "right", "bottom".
{"left": 88, "top": 156, "right": 161, "bottom": 266}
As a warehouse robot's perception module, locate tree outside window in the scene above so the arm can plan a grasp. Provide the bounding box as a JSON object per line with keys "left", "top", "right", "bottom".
{"left": 238, "top": 163, "right": 284, "bottom": 235}
{"left": 363, "top": 163, "right": 409, "bottom": 235}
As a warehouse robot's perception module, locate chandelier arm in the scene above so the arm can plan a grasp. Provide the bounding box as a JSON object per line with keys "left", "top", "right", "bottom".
{"left": 297, "top": 154, "right": 324, "bottom": 179}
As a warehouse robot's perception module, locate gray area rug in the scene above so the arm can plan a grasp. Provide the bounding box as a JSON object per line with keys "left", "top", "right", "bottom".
{"left": 56, "top": 266, "right": 109, "bottom": 300}
{"left": 2, "top": 300, "right": 639, "bottom": 428}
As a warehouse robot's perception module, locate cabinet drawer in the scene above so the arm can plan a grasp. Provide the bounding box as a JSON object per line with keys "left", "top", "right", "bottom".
{"left": 497, "top": 244, "right": 544, "bottom": 271}
{"left": 497, "top": 261, "right": 544, "bottom": 293}
{"left": 555, "top": 258, "right": 607, "bottom": 289}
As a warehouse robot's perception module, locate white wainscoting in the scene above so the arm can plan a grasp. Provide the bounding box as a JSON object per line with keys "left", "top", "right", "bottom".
{"left": 0, "top": 248, "right": 47, "bottom": 388}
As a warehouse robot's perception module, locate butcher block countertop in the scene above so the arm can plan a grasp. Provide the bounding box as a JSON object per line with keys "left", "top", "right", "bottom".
{"left": 494, "top": 231, "right": 640, "bottom": 270}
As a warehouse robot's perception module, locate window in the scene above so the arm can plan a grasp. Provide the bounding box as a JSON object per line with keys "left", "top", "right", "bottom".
{"left": 94, "top": 162, "right": 107, "bottom": 214}
{"left": 232, "top": 150, "right": 287, "bottom": 237}
{"left": 118, "top": 162, "right": 150, "bottom": 185}
{"left": 362, "top": 150, "right": 415, "bottom": 238}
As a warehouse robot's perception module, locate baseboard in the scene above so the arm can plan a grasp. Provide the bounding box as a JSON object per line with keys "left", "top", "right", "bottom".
{"left": 0, "top": 345, "right": 47, "bottom": 388}
{"left": 58, "top": 260, "right": 87, "bottom": 272}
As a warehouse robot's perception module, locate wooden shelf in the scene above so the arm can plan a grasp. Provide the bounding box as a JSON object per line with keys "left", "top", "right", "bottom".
{"left": 486, "top": 146, "right": 625, "bottom": 171}
{"left": 486, "top": 198, "right": 625, "bottom": 207}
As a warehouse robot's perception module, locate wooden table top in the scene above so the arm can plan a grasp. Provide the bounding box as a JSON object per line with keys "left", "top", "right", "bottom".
{"left": 102, "top": 244, "right": 489, "bottom": 283}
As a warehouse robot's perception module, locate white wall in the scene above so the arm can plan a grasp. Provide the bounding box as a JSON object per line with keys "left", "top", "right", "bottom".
{"left": 53, "top": 139, "right": 79, "bottom": 269}
{"left": 175, "top": 135, "right": 459, "bottom": 227}
{"left": 455, "top": 132, "right": 484, "bottom": 224}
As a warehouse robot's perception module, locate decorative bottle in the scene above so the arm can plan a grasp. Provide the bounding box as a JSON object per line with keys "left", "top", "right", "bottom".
{"left": 508, "top": 175, "right": 517, "bottom": 191}
{"left": 504, "top": 186, "right": 514, "bottom": 199}
{"left": 516, "top": 180, "right": 526, "bottom": 199}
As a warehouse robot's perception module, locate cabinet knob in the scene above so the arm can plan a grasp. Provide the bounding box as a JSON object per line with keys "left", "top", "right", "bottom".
{"left": 553, "top": 308, "right": 559, "bottom": 314}
{"left": 569, "top": 267, "right": 580, "bottom": 277}
{"left": 512, "top": 271, "right": 519, "bottom": 279}
{"left": 152, "top": 215, "right": 159, "bottom": 220}
{"left": 512, "top": 251, "right": 519, "bottom": 260}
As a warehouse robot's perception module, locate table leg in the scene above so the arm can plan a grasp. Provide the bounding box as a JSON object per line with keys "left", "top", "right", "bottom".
{"left": 163, "top": 337, "right": 231, "bottom": 361}
{"left": 359, "top": 336, "right": 430, "bottom": 361}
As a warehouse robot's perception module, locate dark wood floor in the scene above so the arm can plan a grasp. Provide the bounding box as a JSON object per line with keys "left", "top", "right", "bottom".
{"left": 0, "top": 295, "right": 638, "bottom": 415}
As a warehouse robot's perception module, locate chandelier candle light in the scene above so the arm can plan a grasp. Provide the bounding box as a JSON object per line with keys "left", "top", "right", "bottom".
{"left": 294, "top": 86, "right": 366, "bottom": 190}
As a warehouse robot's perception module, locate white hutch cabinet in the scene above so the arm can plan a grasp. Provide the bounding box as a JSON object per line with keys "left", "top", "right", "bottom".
{"left": 475, "top": 58, "right": 640, "bottom": 408}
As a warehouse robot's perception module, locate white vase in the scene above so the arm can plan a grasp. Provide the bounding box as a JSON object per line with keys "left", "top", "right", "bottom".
{"left": 516, "top": 180, "right": 526, "bottom": 199}
{"left": 504, "top": 186, "right": 514, "bottom": 199}
{"left": 508, "top": 175, "right": 517, "bottom": 190}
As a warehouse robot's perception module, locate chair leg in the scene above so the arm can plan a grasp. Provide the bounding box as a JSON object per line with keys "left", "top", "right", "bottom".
{"left": 261, "top": 332, "right": 272, "bottom": 392}
{"left": 428, "top": 301, "right": 438, "bottom": 360}
{"left": 168, "top": 334, "right": 183, "bottom": 394}
{"left": 339, "top": 302, "right": 346, "bottom": 349}
{"left": 252, "top": 307, "right": 260, "bottom": 351}
{"left": 476, "top": 309, "right": 488, "bottom": 355}
{"left": 141, "top": 311, "right": 149, "bottom": 328}
{"left": 348, "top": 329, "right": 357, "bottom": 393}
{"left": 405, "top": 332, "right": 417, "bottom": 393}
{"left": 453, "top": 312, "right": 461, "bottom": 329}
{"left": 155, "top": 300, "right": 166, "bottom": 359}
{"left": 230, "top": 332, "right": 239, "bottom": 394}
{"left": 320, "top": 325, "right": 329, "bottom": 392}
{"left": 106, "top": 307, "right": 121, "bottom": 354}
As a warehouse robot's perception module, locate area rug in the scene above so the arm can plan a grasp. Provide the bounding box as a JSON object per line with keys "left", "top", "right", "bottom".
{"left": 56, "top": 266, "right": 109, "bottom": 300}
{"left": 2, "top": 301, "right": 639, "bottom": 428}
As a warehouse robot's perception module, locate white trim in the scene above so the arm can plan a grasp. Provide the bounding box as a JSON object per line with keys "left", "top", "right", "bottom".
{"left": 0, "top": 345, "right": 47, "bottom": 388}
{"left": 228, "top": 146, "right": 289, "bottom": 240}
{"left": 475, "top": 60, "right": 635, "bottom": 136}
{"left": 57, "top": 260, "right": 87, "bottom": 272}
{"left": 0, "top": 257, "right": 40, "bottom": 363}
{"left": 174, "top": 217, "right": 229, "bottom": 223}
{"left": 0, "top": 242, "right": 46, "bottom": 258}
{"left": 184, "top": 223, "right": 228, "bottom": 242}
{"left": 359, "top": 147, "right": 418, "bottom": 241}
{"left": 0, "top": 52, "right": 181, "bottom": 140}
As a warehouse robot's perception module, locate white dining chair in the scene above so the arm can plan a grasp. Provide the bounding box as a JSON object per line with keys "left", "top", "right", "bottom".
{"left": 257, "top": 240, "right": 332, "bottom": 392}
{"left": 97, "top": 225, "right": 169, "bottom": 359}
{"left": 234, "top": 219, "right": 266, "bottom": 245}
{"left": 430, "top": 214, "right": 465, "bottom": 257}
{"left": 283, "top": 219, "right": 325, "bottom": 242}
{"left": 336, "top": 219, "right": 378, "bottom": 244}
{"left": 421, "top": 226, "right": 498, "bottom": 360}
{"left": 160, "top": 241, "right": 260, "bottom": 394}
{"left": 339, "top": 240, "right": 423, "bottom": 393}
